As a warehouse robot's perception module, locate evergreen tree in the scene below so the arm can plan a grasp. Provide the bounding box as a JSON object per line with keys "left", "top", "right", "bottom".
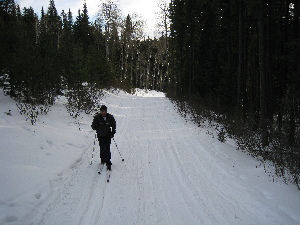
{"left": 0, "top": 0, "right": 17, "bottom": 74}
{"left": 73, "top": 1, "right": 92, "bottom": 54}
{"left": 42, "top": 0, "right": 62, "bottom": 100}
{"left": 58, "top": 9, "right": 75, "bottom": 87}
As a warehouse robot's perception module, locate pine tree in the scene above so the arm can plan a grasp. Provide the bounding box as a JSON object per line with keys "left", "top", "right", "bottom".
{"left": 41, "top": 0, "right": 62, "bottom": 101}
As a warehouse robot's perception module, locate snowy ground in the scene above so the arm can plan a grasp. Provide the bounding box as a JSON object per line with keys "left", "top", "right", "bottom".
{"left": 0, "top": 89, "right": 299, "bottom": 225}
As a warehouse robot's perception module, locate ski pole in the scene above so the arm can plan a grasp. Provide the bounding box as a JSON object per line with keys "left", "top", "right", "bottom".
{"left": 91, "top": 132, "right": 97, "bottom": 165}
{"left": 113, "top": 137, "right": 124, "bottom": 161}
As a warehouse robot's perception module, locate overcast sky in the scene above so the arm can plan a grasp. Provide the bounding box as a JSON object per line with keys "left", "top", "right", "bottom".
{"left": 16, "top": 0, "right": 166, "bottom": 37}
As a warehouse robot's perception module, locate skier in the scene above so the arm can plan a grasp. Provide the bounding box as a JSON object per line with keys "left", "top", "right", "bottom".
{"left": 91, "top": 105, "right": 116, "bottom": 171}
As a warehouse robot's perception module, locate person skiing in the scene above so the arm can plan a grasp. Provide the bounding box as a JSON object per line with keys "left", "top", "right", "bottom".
{"left": 91, "top": 105, "right": 116, "bottom": 171}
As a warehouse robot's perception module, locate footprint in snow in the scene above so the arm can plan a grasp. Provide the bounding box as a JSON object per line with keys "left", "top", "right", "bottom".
{"left": 4, "top": 110, "right": 12, "bottom": 116}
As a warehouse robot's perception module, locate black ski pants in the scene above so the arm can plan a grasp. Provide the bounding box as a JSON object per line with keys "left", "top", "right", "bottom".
{"left": 98, "top": 135, "right": 111, "bottom": 164}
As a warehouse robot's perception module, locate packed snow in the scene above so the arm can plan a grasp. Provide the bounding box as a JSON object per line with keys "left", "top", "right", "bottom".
{"left": 0, "top": 89, "right": 299, "bottom": 225}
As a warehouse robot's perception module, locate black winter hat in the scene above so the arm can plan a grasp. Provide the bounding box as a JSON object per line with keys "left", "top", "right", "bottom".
{"left": 100, "top": 105, "right": 107, "bottom": 111}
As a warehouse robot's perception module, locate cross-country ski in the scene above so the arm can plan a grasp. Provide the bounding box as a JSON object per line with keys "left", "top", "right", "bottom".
{"left": 106, "top": 170, "right": 111, "bottom": 183}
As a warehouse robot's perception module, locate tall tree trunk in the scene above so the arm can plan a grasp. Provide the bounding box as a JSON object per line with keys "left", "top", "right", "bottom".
{"left": 243, "top": 6, "right": 248, "bottom": 122}
{"left": 258, "top": 0, "right": 269, "bottom": 146}
{"left": 266, "top": 0, "right": 273, "bottom": 131}
{"left": 237, "top": 0, "right": 244, "bottom": 116}
{"left": 287, "top": 0, "right": 299, "bottom": 147}
{"left": 277, "top": 1, "right": 290, "bottom": 132}
{"left": 294, "top": 0, "right": 299, "bottom": 39}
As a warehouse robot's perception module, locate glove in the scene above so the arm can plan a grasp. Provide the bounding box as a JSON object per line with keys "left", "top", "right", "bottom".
{"left": 111, "top": 132, "right": 115, "bottom": 138}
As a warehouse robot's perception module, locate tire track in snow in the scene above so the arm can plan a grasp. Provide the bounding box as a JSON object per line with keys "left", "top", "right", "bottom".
{"left": 156, "top": 106, "right": 258, "bottom": 224}
{"left": 146, "top": 98, "right": 174, "bottom": 224}
{"left": 79, "top": 163, "right": 107, "bottom": 225}
{"left": 97, "top": 95, "right": 175, "bottom": 224}
{"left": 150, "top": 99, "right": 203, "bottom": 224}
{"left": 142, "top": 98, "right": 253, "bottom": 224}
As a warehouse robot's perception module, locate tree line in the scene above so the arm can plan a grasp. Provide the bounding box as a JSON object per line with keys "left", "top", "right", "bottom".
{"left": 0, "top": 0, "right": 169, "bottom": 105}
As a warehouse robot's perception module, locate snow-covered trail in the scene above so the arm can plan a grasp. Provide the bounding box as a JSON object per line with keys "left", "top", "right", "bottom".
{"left": 1, "top": 90, "right": 300, "bottom": 225}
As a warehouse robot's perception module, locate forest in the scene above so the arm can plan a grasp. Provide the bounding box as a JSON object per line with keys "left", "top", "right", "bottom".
{"left": 0, "top": 0, "right": 170, "bottom": 101}
{"left": 0, "top": 0, "right": 299, "bottom": 187}
{"left": 168, "top": 0, "right": 299, "bottom": 187}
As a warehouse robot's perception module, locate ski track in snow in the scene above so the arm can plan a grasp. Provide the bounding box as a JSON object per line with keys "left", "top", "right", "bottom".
{"left": 0, "top": 89, "right": 300, "bottom": 225}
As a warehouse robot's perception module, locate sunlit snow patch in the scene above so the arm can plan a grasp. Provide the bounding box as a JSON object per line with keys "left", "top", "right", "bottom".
{"left": 133, "top": 88, "right": 165, "bottom": 97}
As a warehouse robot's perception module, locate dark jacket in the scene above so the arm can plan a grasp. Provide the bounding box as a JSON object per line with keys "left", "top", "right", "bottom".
{"left": 91, "top": 113, "right": 116, "bottom": 137}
